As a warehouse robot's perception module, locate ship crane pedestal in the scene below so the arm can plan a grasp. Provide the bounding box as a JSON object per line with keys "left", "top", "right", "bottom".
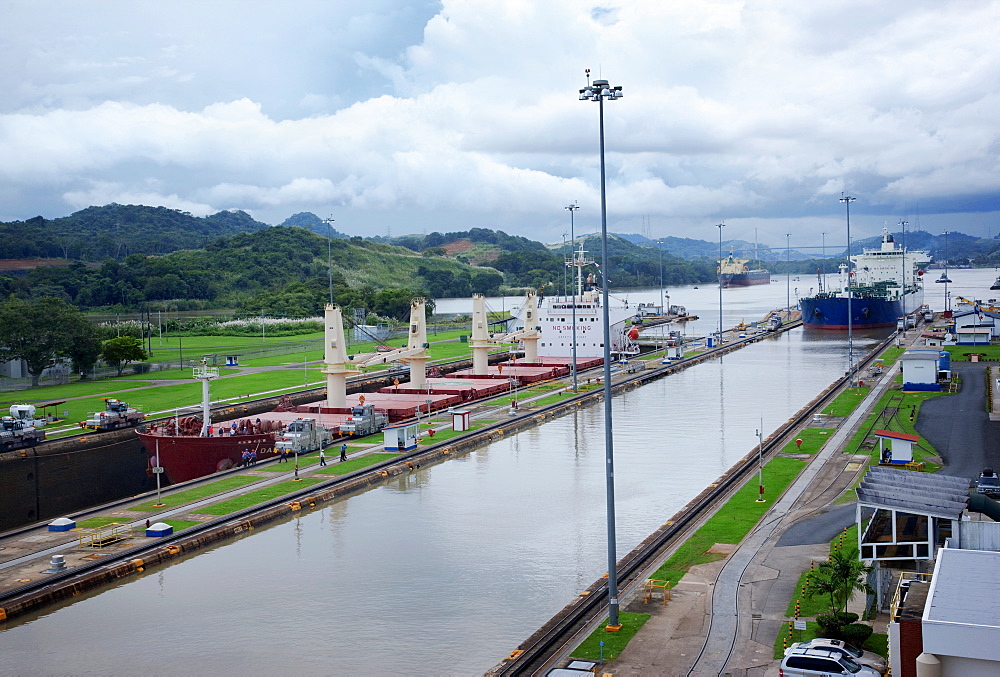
{"left": 321, "top": 304, "right": 358, "bottom": 409}
{"left": 335, "top": 299, "right": 431, "bottom": 402}
{"left": 470, "top": 292, "right": 541, "bottom": 375}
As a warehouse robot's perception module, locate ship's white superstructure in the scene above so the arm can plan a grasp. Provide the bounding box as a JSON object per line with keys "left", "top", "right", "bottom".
{"left": 507, "top": 245, "right": 638, "bottom": 359}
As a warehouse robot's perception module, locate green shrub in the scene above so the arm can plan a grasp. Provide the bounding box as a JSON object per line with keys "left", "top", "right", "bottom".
{"left": 132, "top": 362, "right": 152, "bottom": 374}
{"left": 840, "top": 623, "right": 874, "bottom": 646}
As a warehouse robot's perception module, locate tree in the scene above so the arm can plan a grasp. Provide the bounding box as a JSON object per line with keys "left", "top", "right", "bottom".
{"left": 805, "top": 547, "right": 874, "bottom": 624}
{"left": 101, "top": 336, "right": 149, "bottom": 376}
{"left": 0, "top": 296, "right": 92, "bottom": 386}
{"left": 66, "top": 315, "right": 102, "bottom": 378}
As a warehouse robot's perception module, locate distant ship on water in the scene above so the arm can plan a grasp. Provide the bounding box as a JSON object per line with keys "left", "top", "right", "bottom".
{"left": 717, "top": 253, "right": 770, "bottom": 288}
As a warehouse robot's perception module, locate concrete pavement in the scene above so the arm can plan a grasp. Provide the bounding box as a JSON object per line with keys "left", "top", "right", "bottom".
{"left": 600, "top": 357, "right": 907, "bottom": 676}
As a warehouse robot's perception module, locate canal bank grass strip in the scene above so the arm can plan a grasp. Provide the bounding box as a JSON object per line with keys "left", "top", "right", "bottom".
{"left": 130, "top": 476, "right": 259, "bottom": 511}
{"left": 77, "top": 516, "right": 129, "bottom": 529}
{"left": 780, "top": 428, "right": 833, "bottom": 455}
{"left": 418, "top": 425, "right": 483, "bottom": 443}
{"left": 822, "top": 386, "right": 873, "bottom": 417}
{"left": 650, "top": 457, "right": 806, "bottom": 585}
{"left": 162, "top": 519, "right": 201, "bottom": 531}
{"left": 571, "top": 612, "right": 651, "bottom": 661}
{"left": 193, "top": 478, "right": 325, "bottom": 515}
{"left": 315, "top": 453, "right": 398, "bottom": 474}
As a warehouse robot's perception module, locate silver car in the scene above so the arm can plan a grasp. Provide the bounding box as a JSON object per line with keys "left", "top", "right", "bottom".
{"left": 780, "top": 647, "right": 882, "bottom": 676}
{"left": 785, "top": 638, "right": 887, "bottom": 675}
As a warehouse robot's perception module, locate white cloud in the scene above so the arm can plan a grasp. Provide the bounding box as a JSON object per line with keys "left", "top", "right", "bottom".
{"left": 0, "top": 0, "right": 999, "bottom": 245}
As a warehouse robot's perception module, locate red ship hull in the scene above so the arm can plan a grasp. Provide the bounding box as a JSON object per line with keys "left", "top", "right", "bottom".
{"left": 137, "top": 431, "right": 277, "bottom": 484}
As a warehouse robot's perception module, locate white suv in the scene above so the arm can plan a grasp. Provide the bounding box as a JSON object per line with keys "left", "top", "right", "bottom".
{"left": 784, "top": 638, "right": 887, "bottom": 674}
{"left": 779, "top": 647, "right": 882, "bottom": 676}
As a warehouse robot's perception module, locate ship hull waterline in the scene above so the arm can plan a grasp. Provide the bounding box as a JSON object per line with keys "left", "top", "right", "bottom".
{"left": 800, "top": 290, "right": 924, "bottom": 330}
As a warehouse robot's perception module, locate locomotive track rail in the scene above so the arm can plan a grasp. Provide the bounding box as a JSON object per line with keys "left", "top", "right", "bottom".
{"left": 2, "top": 320, "right": 874, "bottom": 634}
{"left": 488, "top": 331, "right": 895, "bottom": 676}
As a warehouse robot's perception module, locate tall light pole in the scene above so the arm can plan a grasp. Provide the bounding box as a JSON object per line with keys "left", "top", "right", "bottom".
{"left": 785, "top": 233, "right": 791, "bottom": 319}
{"left": 579, "top": 70, "right": 623, "bottom": 630}
{"left": 323, "top": 215, "right": 336, "bottom": 304}
{"left": 820, "top": 231, "right": 827, "bottom": 292}
{"left": 840, "top": 194, "right": 856, "bottom": 382}
{"left": 717, "top": 223, "right": 725, "bottom": 341}
{"left": 565, "top": 202, "right": 581, "bottom": 393}
{"left": 659, "top": 242, "right": 664, "bottom": 315}
{"left": 899, "top": 219, "right": 909, "bottom": 315}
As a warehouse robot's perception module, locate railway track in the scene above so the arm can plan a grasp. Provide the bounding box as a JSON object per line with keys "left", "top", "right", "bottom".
{"left": 1, "top": 321, "right": 873, "bottom": 631}
{"left": 488, "top": 332, "right": 896, "bottom": 676}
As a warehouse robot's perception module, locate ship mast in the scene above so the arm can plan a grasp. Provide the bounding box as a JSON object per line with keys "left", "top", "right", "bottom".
{"left": 194, "top": 358, "right": 220, "bottom": 436}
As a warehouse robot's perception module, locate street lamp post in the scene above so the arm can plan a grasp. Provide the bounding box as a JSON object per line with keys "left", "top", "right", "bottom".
{"left": 579, "top": 70, "right": 623, "bottom": 629}
{"left": 566, "top": 202, "right": 581, "bottom": 393}
{"left": 785, "top": 233, "right": 791, "bottom": 319}
{"left": 717, "top": 223, "right": 725, "bottom": 342}
{"left": 840, "top": 194, "right": 856, "bottom": 382}
{"left": 820, "top": 231, "right": 827, "bottom": 292}
{"left": 899, "top": 219, "right": 909, "bottom": 317}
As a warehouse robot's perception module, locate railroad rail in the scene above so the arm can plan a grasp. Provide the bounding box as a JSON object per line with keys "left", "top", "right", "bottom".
{"left": 0, "top": 319, "right": 847, "bottom": 626}
{"left": 487, "top": 330, "right": 896, "bottom": 676}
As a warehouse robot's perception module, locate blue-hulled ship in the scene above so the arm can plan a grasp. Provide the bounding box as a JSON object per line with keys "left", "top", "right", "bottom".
{"left": 801, "top": 227, "right": 930, "bottom": 330}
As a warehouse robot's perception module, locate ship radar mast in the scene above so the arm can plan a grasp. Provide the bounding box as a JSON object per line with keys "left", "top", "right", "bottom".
{"left": 193, "top": 358, "right": 220, "bottom": 436}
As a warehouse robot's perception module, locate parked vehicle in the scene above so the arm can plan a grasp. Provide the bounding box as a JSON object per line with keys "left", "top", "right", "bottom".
{"left": 975, "top": 467, "right": 1000, "bottom": 498}
{"left": 785, "top": 639, "right": 887, "bottom": 674}
{"left": 780, "top": 647, "right": 881, "bottom": 676}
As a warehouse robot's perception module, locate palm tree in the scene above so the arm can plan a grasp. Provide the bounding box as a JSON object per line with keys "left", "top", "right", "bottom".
{"left": 806, "top": 548, "right": 874, "bottom": 617}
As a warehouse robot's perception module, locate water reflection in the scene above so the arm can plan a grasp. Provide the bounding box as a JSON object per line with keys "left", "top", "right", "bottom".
{"left": 0, "top": 326, "right": 884, "bottom": 676}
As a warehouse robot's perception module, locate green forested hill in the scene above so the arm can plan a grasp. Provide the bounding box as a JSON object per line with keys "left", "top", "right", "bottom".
{"left": 2, "top": 226, "right": 504, "bottom": 318}
{"left": 0, "top": 204, "right": 270, "bottom": 260}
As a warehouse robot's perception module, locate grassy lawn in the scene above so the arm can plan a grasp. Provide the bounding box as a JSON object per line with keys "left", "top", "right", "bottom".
{"left": 650, "top": 457, "right": 806, "bottom": 584}
{"left": 842, "top": 390, "right": 943, "bottom": 472}
{"left": 130, "top": 476, "right": 259, "bottom": 511}
{"left": 822, "top": 386, "right": 872, "bottom": 417}
{"left": 779, "top": 428, "right": 834, "bottom": 455}
{"left": 943, "top": 344, "right": 1000, "bottom": 362}
{"left": 877, "top": 346, "right": 904, "bottom": 365}
{"left": 193, "top": 478, "right": 325, "bottom": 515}
{"left": 77, "top": 516, "right": 130, "bottom": 529}
{"left": 419, "top": 425, "right": 484, "bottom": 443}
{"left": 114, "top": 367, "right": 239, "bottom": 381}
{"left": 0, "top": 380, "right": 151, "bottom": 406}
{"left": 162, "top": 519, "right": 202, "bottom": 531}
{"left": 315, "top": 453, "right": 399, "bottom": 475}
{"left": 570, "top": 612, "right": 651, "bottom": 662}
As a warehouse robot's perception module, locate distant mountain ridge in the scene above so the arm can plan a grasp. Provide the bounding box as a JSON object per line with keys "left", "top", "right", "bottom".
{"left": 0, "top": 204, "right": 270, "bottom": 261}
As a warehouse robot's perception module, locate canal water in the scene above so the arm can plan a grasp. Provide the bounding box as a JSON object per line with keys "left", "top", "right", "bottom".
{"left": 1, "top": 270, "right": 991, "bottom": 675}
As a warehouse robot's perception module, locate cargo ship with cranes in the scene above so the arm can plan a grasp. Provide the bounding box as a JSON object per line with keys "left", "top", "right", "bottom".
{"left": 800, "top": 227, "right": 930, "bottom": 329}
{"left": 507, "top": 244, "right": 640, "bottom": 359}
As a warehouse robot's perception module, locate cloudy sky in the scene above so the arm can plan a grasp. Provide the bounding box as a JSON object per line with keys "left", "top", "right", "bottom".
{"left": 2, "top": 0, "right": 999, "bottom": 248}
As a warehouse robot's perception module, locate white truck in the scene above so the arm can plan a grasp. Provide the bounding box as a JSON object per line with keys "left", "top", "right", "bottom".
{"left": 274, "top": 418, "right": 332, "bottom": 455}
{"left": 81, "top": 398, "right": 145, "bottom": 430}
